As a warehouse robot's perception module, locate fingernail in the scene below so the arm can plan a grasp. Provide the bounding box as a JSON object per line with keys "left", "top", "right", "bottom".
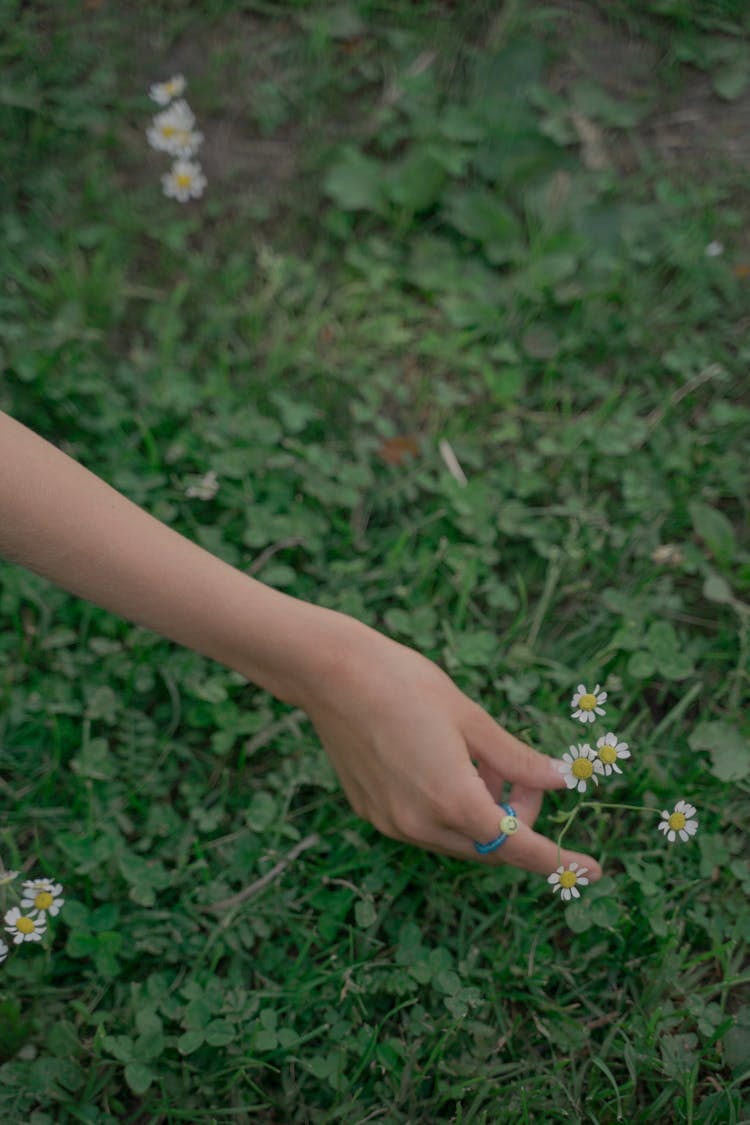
{"left": 548, "top": 758, "right": 566, "bottom": 785}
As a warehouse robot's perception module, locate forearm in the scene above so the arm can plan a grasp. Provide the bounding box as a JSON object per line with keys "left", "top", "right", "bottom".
{"left": 0, "top": 411, "right": 357, "bottom": 705}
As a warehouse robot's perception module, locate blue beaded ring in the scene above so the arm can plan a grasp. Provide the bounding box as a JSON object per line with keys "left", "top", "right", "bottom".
{"left": 473, "top": 802, "right": 519, "bottom": 855}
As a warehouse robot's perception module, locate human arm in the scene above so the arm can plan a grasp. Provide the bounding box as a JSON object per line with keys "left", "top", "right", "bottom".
{"left": 0, "top": 410, "right": 601, "bottom": 877}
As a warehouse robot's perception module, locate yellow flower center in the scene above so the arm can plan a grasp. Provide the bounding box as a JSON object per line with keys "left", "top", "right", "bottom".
{"left": 560, "top": 870, "right": 577, "bottom": 888}
{"left": 579, "top": 693, "right": 597, "bottom": 711}
{"left": 668, "top": 811, "right": 686, "bottom": 831}
{"left": 176, "top": 173, "right": 193, "bottom": 188}
{"left": 161, "top": 125, "right": 176, "bottom": 137}
{"left": 17, "top": 916, "right": 36, "bottom": 935}
{"left": 572, "top": 758, "right": 593, "bottom": 780}
{"left": 599, "top": 744, "right": 617, "bottom": 764}
{"left": 34, "top": 891, "right": 54, "bottom": 911}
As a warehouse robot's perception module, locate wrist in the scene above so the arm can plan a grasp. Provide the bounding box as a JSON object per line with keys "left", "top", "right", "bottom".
{"left": 234, "top": 591, "right": 373, "bottom": 710}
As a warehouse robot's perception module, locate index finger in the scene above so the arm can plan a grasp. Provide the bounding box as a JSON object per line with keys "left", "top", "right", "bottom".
{"left": 426, "top": 819, "right": 603, "bottom": 880}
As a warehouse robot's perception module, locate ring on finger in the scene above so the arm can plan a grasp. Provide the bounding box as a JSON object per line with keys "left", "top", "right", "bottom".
{"left": 473, "top": 802, "right": 519, "bottom": 855}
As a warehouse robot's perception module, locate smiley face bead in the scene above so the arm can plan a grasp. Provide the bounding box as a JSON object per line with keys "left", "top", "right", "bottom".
{"left": 499, "top": 814, "right": 519, "bottom": 835}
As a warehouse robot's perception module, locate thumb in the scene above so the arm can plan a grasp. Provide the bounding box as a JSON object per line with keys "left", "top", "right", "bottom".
{"left": 464, "top": 705, "right": 564, "bottom": 791}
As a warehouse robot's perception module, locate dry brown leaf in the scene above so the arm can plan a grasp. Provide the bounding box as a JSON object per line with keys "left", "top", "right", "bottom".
{"left": 377, "top": 435, "right": 420, "bottom": 466}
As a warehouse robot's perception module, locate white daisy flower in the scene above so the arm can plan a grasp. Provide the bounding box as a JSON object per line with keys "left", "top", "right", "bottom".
{"left": 0, "top": 869, "right": 19, "bottom": 886}
{"left": 147, "top": 100, "right": 196, "bottom": 154}
{"left": 184, "top": 470, "right": 219, "bottom": 500}
{"left": 570, "top": 682, "right": 607, "bottom": 723}
{"left": 595, "top": 732, "right": 630, "bottom": 776}
{"left": 20, "top": 879, "right": 64, "bottom": 918}
{"left": 658, "top": 800, "right": 698, "bottom": 843}
{"left": 4, "top": 907, "right": 47, "bottom": 944}
{"left": 548, "top": 862, "right": 590, "bottom": 902}
{"left": 162, "top": 159, "right": 207, "bottom": 203}
{"left": 147, "top": 123, "right": 204, "bottom": 158}
{"left": 705, "top": 240, "right": 724, "bottom": 258}
{"left": 559, "top": 743, "right": 604, "bottom": 794}
{"left": 149, "top": 75, "right": 187, "bottom": 106}
{"left": 0, "top": 939, "right": 8, "bottom": 963}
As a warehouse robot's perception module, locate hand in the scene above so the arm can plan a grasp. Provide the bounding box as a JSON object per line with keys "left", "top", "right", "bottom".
{"left": 296, "top": 618, "right": 603, "bottom": 879}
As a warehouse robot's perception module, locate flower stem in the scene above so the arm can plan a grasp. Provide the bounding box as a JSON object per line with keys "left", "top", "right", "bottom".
{"left": 555, "top": 805, "right": 581, "bottom": 862}
{"left": 555, "top": 800, "right": 664, "bottom": 863}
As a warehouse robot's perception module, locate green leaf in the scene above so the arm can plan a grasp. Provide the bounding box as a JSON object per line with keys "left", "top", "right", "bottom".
{"left": 306, "top": 5, "right": 366, "bottom": 40}
{"left": 83, "top": 685, "right": 121, "bottom": 724}
{"left": 324, "top": 147, "right": 386, "bottom": 213}
{"left": 177, "top": 1029, "right": 205, "bottom": 1055}
{"left": 644, "top": 621, "right": 693, "bottom": 680}
{"left": 659, "top": 1033, "right": 698, "bottom": 1081}
{"left": 244, "top": 791, "right": 278, "bottom": 832}
{"left": 571, "top": 79, "right": 641, "bottom": 127}
{"left": 277, "top": 1027, "right": 300, "bottom": 1049}
{"left": 65, "top": 931, "right": 97, "bottom": 959}
{"left": 521, "top": 325, "right": 559, "bottom": 360}
{"left": 254, "top": 1028, "right": 279, "bottom": 1051}
{"left": 61, "top": 900, "right": 91, "bottom": 930}
{"left": 627, "top": 650, "right": 655, "bottom": 679}
{"left": 589, "top": 898, "right": 623, "bottom": 928}
{"left": 453, "top": 630, "right": 498, "bottom": 667}
{"left": 471, "top": 40, "right": 545, "bottom": 106}
{"left": 124, "top": 1062, "right": 154, "bottom": 1095}
{"left": 354, "top": 898, "right": 377, "bottom": 928}
{"left": 205, "top": 1019, "right": 235, "bottom": 1048}
{"left": 689, "top": 500, "right": 736, "bottom": 565}
{"left": 481, "top": 364, "right": 524, "bottom": 405}
{"left": 117, "top": 851, "right": 171, "bottom": 902}
{"left": 703, "top": 572, "right": 735, "bottom": 605}
{"left": 689, "top": 721, "right": 750, "bottom": 782}
{"left": 445, "top": 188, "right": 522, "bottom": 264}
{"left": 385, "top": 148, "right": 446, "bottom": 213}
{"left": 134, "top": 1029, "right": 164, "bottom": 1064}
{"left": 94, "top": 932, "right": 123, "bottom": 979}
{"left": 45, "top": 1021, "right": 79, "bottom": 1059}
{"left": 102, "top": 1035, "right": 135, "bottom": 1065}
{"left": 135, "top": 1009, "right": 162, "bottom": 1037}
{"left": 712, "top": 58, "right": 750, "bottom": 100}
{"left": 70, "top": 736, "right": 115, "bottom": 781}
{"left": 724, "top": 1006, "right": 750, "bottom": 1073}
{"left": 564, "top": 899, "right": 593, "bottom": 934}
{"left": 89, "top": 903, "right": 119, "bottom": 932}
{"left": 184, "top": 996, "right": 213, "bottom": 1031}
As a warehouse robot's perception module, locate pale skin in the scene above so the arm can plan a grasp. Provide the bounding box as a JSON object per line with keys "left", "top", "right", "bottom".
{"left": 0, "top": 411, "right": 602, "bottom": 880}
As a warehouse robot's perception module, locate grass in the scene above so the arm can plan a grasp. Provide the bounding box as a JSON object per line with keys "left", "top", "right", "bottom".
{"left": 1, "top": 0, "right": 749, "bottom": 1121}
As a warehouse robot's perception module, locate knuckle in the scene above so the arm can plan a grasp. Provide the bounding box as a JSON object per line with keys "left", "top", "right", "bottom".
{"left": 426, "top": 791, "right": 455, "bottom": 825}
{"left": 389, "top": 804, "right": 424, "bottom": 843}
{"left": 429, "top": 782, "right": 477, "bottom": 831}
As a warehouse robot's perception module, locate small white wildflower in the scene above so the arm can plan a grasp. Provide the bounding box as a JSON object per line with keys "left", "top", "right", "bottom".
{"left": 548, "top": 862, "right": 590, "bottom": 902}
{"left": 149, "top": 75, "right": 187, "bottom": 106}
{"left": 658, "top": 800, "right": 698, "bottom": 843}
{"left": 595, "top": 732, "right": 631, "bottom": 776}
{"left": 570, "top": 682, "right": 607, "bottom": 723}
{"left": 4, "top": 907, "right": 47, "bottom": 944}
{"left": 147, "top": 100, "right": 196, "bottom": 155}
{"left": 162, "top": 159, "right": 207, "bottom": 203}
{"left": 20, "top": 879, "right": 64, "bottom": 918}
{"left": 185, "top": 470, "right": 219, "bottom": 500}
{"left": 559, "top": 743, "right": 604, "bottom": 794}
{"left": 705, "top": 240, "right": 724, "bottom": 258}
{"left": 147, "top": 123, "right": 204, "bottom": 158}
{"left": 0, "top": 870, "right": 19, "bottom": 886}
